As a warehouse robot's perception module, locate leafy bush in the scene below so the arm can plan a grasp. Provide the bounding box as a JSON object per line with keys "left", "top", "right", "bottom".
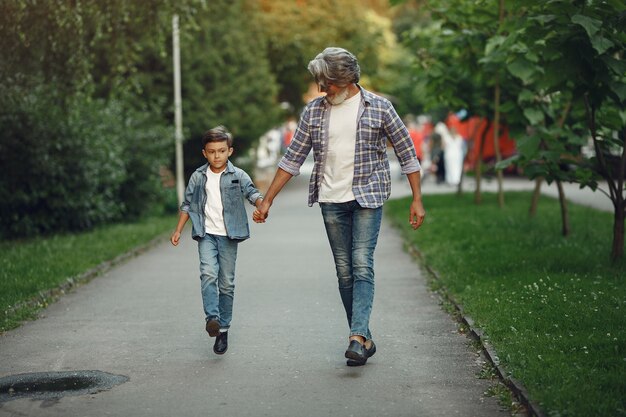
{"left": 0, "top": 87, "right": 172, "bottom": 238}
{"left": 113, "top": 100, "right": 173, "bottom": 219}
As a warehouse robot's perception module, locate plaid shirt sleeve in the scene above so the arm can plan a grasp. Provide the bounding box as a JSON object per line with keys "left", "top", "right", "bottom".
{"left": 278, "top": 104, "right": 314, "bottom": 176}
{"left": 383, "top": 102, "right": 420, "bottom": 174}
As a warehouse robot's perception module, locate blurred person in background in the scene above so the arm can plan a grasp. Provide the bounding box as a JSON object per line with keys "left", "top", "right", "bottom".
{"left": 430, "top": 128, "right": 445, "bottom": 184}
{"left": 435, "top": 122, "right": 464, "bottom": 186}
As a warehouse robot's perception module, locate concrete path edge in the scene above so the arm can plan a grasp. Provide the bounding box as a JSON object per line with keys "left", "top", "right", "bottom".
{"left": 406, "top": 244, "right": 547, "bottom": 417}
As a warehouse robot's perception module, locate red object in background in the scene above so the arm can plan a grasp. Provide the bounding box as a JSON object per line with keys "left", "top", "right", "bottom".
{"left": 408, "top": 121, "right": 432, "bottom": 161}
{"left": 408, "top": 128, "right": 424, "bottom": 161}
{"left": 283, "top": 129, "right": 294, "bottom": 147}
{"left": 445, "top": 114, "right": 516, "bottom": 170}
{"left": 422, "top": 121, "right": 433, "bottom": 139}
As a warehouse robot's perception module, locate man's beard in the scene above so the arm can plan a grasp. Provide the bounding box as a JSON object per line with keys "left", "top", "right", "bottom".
{"left": 327, "top": 87, "right": 349, "bottom": 105}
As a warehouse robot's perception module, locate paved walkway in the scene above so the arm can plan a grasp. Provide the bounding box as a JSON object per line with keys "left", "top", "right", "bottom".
{"left": 0, "top": 173, "right": 511, "bottom": 417}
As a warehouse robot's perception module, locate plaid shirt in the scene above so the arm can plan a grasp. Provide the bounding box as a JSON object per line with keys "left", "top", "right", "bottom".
{"left": 278, "top": 86, "right": 420, "bottom": 208}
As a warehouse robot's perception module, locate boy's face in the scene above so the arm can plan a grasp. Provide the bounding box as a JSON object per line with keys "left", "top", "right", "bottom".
{"left": 202, "top": 140, "right": 233, "bottom": 173}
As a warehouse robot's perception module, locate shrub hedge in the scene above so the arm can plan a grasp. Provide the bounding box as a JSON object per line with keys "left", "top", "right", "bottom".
{"left": 0, "top": 88, "right": 174, "bottom": 238}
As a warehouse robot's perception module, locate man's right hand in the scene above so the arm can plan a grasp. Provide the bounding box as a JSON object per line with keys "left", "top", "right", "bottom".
{"left": 170, "top": 231, "right": 181, "bottom": 246}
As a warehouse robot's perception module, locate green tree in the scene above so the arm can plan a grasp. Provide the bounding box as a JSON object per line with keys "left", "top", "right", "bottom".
{"left": 0, "top": 1, "right": 282, "bottom": 236}
{"left": 496, "top": 0, "right": 625, "bottom": 260}
{"left": 109, "top": 0, "right": 282, "bottom": 168}
{"left": 179, "top": 0, "right": 281, "bottom": 155}
{"left": 398, "top": 0, "right": 625, "bottom": 260}
{"left": 0, "top": 0, "right": 192, "bottom": 100}
{"left": 258, "top": 0, "right": 390, "bottom": 112}
{"left": 0, "top": 1, "right": 181, "bottom": 236}
{"left": 400, "top": 0, "right": 525, "bottom": 204}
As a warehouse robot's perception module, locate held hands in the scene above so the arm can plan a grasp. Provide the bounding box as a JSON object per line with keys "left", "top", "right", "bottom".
{"left": 253, "top": 199, "right": 270, "bottom": 223}
{"left": 409, "top": 200, "right": 426, "bottom": 230}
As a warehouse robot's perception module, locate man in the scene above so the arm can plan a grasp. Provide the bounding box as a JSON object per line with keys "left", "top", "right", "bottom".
{"left": 253, "top": 47, "right": 425, "bottom": 366}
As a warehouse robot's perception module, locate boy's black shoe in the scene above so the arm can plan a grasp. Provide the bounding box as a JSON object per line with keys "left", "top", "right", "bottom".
{"left": 205, "top": 319, "right": 220, "bottom": 337}
{"left": 347, "top": 340, "right": 376, "bottom": 367}
{"left": 213, "top": 331, "right": 228, "bottom": 355}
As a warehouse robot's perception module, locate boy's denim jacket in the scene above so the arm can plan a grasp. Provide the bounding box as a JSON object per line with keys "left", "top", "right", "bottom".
{"left": 180, "top": 161, "right": 262, "bottom": 242}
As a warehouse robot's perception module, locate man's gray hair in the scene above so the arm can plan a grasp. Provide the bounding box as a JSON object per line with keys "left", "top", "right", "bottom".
{"left": 307, "top": 47, "right": 360, "bottom": 85}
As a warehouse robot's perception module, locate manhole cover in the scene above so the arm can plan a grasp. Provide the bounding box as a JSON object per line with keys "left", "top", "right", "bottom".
{"left": 0, "top": 370, "right": 128, "bottom": 402}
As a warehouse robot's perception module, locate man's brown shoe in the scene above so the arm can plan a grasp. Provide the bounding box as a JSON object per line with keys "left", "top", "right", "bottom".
{"left": 205, "top": 319, "right": 220, "bottom": 337}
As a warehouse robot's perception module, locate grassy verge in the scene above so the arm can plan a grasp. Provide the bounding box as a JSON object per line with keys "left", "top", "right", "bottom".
{"left": 386, "top": 192, "right": 625, "bottom": 417}
{"left": 0, "top": 215, "right": 173, "bottom": 332}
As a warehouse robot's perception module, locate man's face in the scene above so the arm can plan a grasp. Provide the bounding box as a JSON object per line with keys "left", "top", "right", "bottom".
{"left": 202, "top": 141, "right": 233, "bottom": 173}
{"left": 318, "top": 80, "right": 349, "bottom": 105}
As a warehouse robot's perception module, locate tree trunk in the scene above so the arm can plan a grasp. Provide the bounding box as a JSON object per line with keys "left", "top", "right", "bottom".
{"left": 530, "top": 177, "right": 543, "bottom": 217}
{"left": 611, "top": 128, "right": 626, "bottom": 261}
{"left": 528, "top": 101, "right": 571, "bottom": 219}
{"left": 584, "top": 95, "right": 624, "bottom": 261}
{"left": 612, "top": 203, "right": 625, "bottom": 261}
{"left": 556, "top": 180, "right": 570, "bottom": 236}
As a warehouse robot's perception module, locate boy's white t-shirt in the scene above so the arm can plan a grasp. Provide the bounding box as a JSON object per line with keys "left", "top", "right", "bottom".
{"left": 204, "top": 167, "right": 227, "bottom": 236}
{"left": 319, "top": 91, "right": 361, "bottom": 203}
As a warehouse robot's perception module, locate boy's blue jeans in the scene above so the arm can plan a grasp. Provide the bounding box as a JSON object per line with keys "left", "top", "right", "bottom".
{"left": 320, "top": 201, "right": 383, "bottom": 341}
{"left": 197, "top": 234, "right": 238, "bottom": 330}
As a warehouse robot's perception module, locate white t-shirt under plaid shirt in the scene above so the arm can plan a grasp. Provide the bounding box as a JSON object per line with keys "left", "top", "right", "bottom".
{"left": 319, "top": 91, "right": 361, "bottom": 203}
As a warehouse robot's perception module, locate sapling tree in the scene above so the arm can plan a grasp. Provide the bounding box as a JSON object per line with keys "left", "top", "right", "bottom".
{"left": 496, "top": 0, "right": 625, "bottom": 260}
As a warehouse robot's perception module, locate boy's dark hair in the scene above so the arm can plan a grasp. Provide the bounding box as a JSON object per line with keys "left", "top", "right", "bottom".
{"left": 202, "top": 125, "right": 233, "bottom": 148}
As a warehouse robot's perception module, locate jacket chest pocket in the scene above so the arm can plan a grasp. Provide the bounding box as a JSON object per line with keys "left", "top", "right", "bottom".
{"left": 223, "top": 185, "right": 246, "bottom": 223}
{"left": 223, "top": 183, "right": 241, "bottom": 196}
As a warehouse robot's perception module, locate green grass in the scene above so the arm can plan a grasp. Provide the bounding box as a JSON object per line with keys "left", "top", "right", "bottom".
{"left": 386, "top": 192, "right": 625, "bottom": 417}
{"left": 0, "top": 215, "right": 173, "bottom": 332}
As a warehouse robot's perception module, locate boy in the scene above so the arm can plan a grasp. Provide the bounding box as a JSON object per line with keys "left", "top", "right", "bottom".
{"left": 171, "top": 126, "right": 263, "bottom": 355}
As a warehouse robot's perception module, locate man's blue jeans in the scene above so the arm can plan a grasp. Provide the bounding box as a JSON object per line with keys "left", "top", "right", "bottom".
{"left": 320, "top": 201, "right": 383, "bottom": 340}
{"left": 197, "top": 234, "right": 238, "bottom": 330}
